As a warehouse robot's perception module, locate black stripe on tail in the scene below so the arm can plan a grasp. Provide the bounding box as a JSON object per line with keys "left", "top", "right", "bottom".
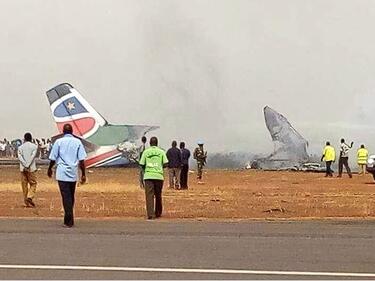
{"left": 46, "top": 83, "right": 74, "bottom": 105}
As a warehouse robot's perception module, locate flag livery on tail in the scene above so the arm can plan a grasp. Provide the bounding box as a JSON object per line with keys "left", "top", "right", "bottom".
{"left": 47, "top": 83, "right": 105, "bottom": 138}
{"left": 46, "top": 83, "right": 158, "bottom": 167}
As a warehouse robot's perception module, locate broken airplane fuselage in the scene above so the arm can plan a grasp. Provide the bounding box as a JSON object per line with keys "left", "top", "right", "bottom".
{"left": 252, "top": 106, "right": 313, "bottom": 170}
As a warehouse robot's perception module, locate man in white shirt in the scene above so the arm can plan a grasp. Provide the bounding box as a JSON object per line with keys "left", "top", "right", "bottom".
{"left": 338, "top": 138, "right": 353, "bottom": 178}
{"left": 17, "top": 133, "right": 38, "bottom": 207}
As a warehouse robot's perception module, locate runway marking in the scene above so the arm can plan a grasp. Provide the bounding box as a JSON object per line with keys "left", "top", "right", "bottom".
{"left": 0, "top": 264, "right": 375, "bottom": 277}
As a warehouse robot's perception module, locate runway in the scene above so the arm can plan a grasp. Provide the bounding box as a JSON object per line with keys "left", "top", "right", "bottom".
{"left": 0, "top": 219, "right": 374, "bottom": 279}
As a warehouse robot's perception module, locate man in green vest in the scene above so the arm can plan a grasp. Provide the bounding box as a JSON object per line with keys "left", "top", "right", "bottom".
{"left": 139, "top": 136, "right": 169, "bottom": 219}
{"left": 357, "top": 144, "right": 369, "bottom": 175}
{"left": 321, "top": 141, "right": 335, "bottom": 177}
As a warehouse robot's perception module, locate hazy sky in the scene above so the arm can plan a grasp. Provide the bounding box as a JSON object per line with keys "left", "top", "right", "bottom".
{"left": 1, "top": 0, "right": 375, "bottom": 154}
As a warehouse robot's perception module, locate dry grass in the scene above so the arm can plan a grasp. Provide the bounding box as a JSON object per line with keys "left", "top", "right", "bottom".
{"left": 1, "top": 166, "right": 375, "bottom": 219}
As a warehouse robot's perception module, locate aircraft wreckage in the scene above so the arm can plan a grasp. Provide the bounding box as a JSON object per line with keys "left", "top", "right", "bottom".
{"left": 251, "top": 106, "right": 323, "bottom": 172}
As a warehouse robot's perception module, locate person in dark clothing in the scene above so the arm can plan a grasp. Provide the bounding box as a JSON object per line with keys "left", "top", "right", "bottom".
{"left": 138, "top": 136, "right": 147, "bottom": 189}
{"left": 166, "top": 140, "right": 182, "bottom": 189}
{"left": 180, "top": 142, "right": 191, "bottom": 189}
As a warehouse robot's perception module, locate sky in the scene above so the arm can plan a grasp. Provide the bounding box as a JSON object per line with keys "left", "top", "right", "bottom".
{"left": 1, "top": 0, "right": 375, "bottom": 155}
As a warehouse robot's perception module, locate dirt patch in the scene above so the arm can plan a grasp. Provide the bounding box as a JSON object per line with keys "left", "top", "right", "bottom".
{"left": 1, "top": 166, "right": 375, "bottom": 219}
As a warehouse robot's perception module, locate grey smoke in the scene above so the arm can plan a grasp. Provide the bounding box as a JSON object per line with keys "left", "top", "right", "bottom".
{"left": 1, "top": 0, "right": 375, "bottom": 159}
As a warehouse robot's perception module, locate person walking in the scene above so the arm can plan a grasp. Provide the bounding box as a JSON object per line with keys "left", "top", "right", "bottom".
{"left": 18, "top": 133, "right": 38, "bottom": 207}
{"left": 139, "top": 136, "right": 168, "bottom": 219}
{"left": 47, "top": 124, "right": 87, "bottom": 227}
{"left": 193, "top": 141, "right": 207, "bottom": 182}
{"left": 321, "top": 141, "right": 335, "bottom": 177}
{"left": 357, "top": 144, "right": 369, "bottom": 175}
{"left": 338, "top": 138, "right": 353, "bottom": 178}
{"left": 138, "top": 136, "right": 147, "bottom": 188}
{"left": 5, "top": 139, "right": 11, "bottom": 158}
{"left": 180, "top": 142, "right": 191, "bottom": 189}
{"left": 166, "top": 140, "right": 182, "bottom": 189}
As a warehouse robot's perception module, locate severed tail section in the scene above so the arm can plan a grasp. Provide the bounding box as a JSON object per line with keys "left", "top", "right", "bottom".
{"left": 46, "top": 83, "right": 159, "bottom": 146}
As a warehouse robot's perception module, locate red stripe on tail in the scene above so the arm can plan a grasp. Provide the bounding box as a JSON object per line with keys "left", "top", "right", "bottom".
{"left": 57, "top": 117, "right": 96, "bottom": 137}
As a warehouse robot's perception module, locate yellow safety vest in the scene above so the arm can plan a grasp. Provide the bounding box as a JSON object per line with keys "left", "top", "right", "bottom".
{"left": 323, "top": 145, "right": 335, "bottom": 162}
{"left": 357, "top": 148, "right": 368, "bottom": 165}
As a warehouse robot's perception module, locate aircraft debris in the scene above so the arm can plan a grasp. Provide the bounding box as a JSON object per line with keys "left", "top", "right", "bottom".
{"left": 263, "top": 207, "right": 287, "bottom": 213}
{"left": 251, "top": 106, "right": 322, "bottom": 172}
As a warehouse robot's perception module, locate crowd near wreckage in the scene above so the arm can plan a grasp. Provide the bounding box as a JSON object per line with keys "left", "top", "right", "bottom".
{"left": 0, "top": 138, "right": 51, "bottom": 164}
{"left": 249, "top": 106, "right": 375, "bottom": 178}
{"left": 5, "top": 83, "right": 375, "bottom": 224}
{"left": 2, "top": 83, "right": 375, "bottom": 178}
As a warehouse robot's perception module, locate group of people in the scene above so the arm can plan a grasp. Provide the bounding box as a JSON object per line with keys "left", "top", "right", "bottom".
{"left": 321, "top": 138, "right": 369, "bottom": 178}
{"left": 17, "top": 125, "right": 86, "bottom": 227}
{"left": 0, "top": 139, "right": 19, "bottom": 158}
{"left": 138, "top": 137, "right": 207, "bottom": 189}
{"left": 137, "top": 137, "right": 207, "bottom": 219}
{"left": 15, "top": 128, "right": 375, "bottom": 225}
{"left": 1, "top": 137, "right": 52, "bottom": 159}
{"left": 17, "top": 125, "right": 208, "bottom": 225}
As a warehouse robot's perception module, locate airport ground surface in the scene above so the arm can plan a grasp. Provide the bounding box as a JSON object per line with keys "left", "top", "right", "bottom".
{"left": 1, "top": 166, "right": 375, "bottom": 219}
{"left": 0, "top": 219, "right": 375, "bottom": 279}
{"left": 2, "top": 167, "right": 375, "bottom": 279}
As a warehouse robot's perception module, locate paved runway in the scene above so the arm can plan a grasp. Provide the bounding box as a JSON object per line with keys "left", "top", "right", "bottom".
{"left": 0, "top": 218, "right": 375, "bottom": 279}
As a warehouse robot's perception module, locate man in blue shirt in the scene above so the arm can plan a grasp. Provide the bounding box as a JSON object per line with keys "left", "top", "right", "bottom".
{"left": 47, "top": 124, "right": 87, "bottom": 227}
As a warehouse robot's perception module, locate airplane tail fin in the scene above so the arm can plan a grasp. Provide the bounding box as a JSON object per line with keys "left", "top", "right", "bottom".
{"left": 46, "top": 83, "right": 107, "bottom": 139}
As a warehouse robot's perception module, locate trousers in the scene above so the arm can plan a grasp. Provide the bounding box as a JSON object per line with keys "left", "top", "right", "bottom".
{"left": 20, "top": 171, "right": 37, "bottom": 201}
{"left": 325, "top": 161, "right": 333, "bottom": 177}
{"left": 139, "top": 167, "right": 145, "bottom": 188}
{"left": 58, "top": 181, "right": 76, "bottom": 226}
{"left": 168, "top": 168, "right": 181, "bottom": 188}
{"left": 338, "top": 157, "right": 352, "bottom": 177}
{"left": 197, "top": 162, "right": 204, "bottom": 179}
{"left": 180, "top": 164, "right": 189, "bottom": 188}
{"left": 144, "top": 179, "right": 163, "bottom": 219}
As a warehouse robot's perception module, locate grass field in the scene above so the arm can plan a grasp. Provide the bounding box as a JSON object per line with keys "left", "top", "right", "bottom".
{"left": 1, "top": 166, "right": 375, "bottom": 220}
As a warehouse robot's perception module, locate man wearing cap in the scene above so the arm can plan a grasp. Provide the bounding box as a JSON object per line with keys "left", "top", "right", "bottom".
{"left": 193, "top": 141, "right": 207, "bottom": 182}
{"left": 47, "top": 124, "right": 87, "bottom": 228}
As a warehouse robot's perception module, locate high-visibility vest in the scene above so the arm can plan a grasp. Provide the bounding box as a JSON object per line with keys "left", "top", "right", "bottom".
{"left": 357, "top": 148, "right": 368, "bottom": 164}
{"left": 323, "top": 145, "right": 335, "bottom": 162}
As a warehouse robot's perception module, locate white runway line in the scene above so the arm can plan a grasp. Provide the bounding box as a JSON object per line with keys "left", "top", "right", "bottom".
{"left": 0, "top": 264, "right": 374, "bottom": 278}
